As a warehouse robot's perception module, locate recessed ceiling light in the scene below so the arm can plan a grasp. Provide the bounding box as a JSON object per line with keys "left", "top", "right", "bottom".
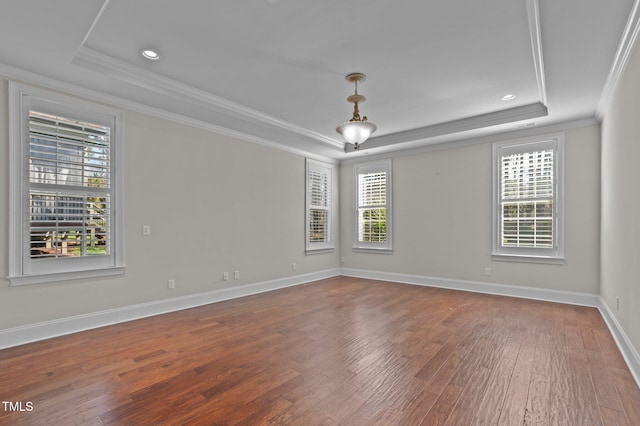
{"left": 141, "top": 49, "right": 160, "bottom": 60}
{"left": 501, "top": 94, "right": 516, "bottom": 101}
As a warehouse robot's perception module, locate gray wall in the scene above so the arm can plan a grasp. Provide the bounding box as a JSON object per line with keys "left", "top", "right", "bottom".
{"left": 340, "top": 125, "right": 601, "bottom": 294}
{"left": 0, "top": 74, "right": 605, "bottom": 334}
{"left": 0, "top": 82, "right": 339, "bottom": 329}
{"left": 601, "top": 38, "right": 640, "bottom": 357}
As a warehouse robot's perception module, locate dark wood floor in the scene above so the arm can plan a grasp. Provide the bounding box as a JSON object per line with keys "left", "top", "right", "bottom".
{"left": 1, "top": 276, "right": 639, "bottom": 425}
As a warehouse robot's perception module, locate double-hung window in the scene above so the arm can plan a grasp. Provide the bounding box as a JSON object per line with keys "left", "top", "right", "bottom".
{"left": 9, "top": 83, "right": 124, "bottom": 285}
{"left": 305, "top": 159, "right": 334, "bottom": 253}
{"left": 492, "top": 134, "right": 564, "bottom": 262}
{"left": 354, "top": 159, "right": 392, "bottom": 252}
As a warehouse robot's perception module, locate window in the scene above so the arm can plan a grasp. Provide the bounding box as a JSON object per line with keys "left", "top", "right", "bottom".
{"left": 305, "top": 159, "right": 334, "bottom": 253}
{"left": 492, "top": 134, "right": 564, "bottom": 262}
{"left": 9, "top": 83, "right": 124, "bottom": 285}
{"left": 354, "top": 159, "right": 392, "bottom": 252}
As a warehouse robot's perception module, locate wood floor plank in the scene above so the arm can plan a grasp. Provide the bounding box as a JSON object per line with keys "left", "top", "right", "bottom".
{"left": 586, "top": 348, "right": 625, "bottom": 412}
{"left": 396, "top": 388, "right": 439, "bottom": 425}
{"left": 524, "top": 373, "right": 550, "bottom": 425}
{"left": 614, "top": 373, "right": 640, "bottom": 424}
{"left": 420, "top": 383, "right": 463, "bottom": 425}
{"left": 473, "top": 351, "right": 518, "bottom": 424}
{"left": 0, "top": 276, "right": 638, "bottom": 425}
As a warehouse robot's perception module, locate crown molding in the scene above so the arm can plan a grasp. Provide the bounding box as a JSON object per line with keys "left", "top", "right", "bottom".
{"left": 340, "top": 116, "right": 597, "bottom": 164}
{"left": 80, "top": 0, "right": 110, "bottom": 47}
{"left": 75, "top": 0, "right": 343, "bottom": 151}
{"left": 81, "top": 40, "right": 551, "bottom": 157}
{"left": 344, "top": 1, "right": 548, "bottom": 154}
{"left": 72, "top": 46, "right": 345, "bottom": 150}
{"left": 74, "top": 0, "right": 552, "bottom": 158}
{"left": 0, "top": 62, "right": 338, "bottom": 164}
{"left": 526, "top": 0, "right": 548, "bottom": 106}
{"left": 596, "top": 0, "right": 640, "bottom": 120}
{"left": 344, "top": 102, "right": 548, "bottom": 152}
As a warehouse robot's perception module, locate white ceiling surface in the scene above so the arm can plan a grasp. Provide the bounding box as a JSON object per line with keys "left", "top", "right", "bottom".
{"left": 0, "top": 0, "right": 634, "bottom": 159}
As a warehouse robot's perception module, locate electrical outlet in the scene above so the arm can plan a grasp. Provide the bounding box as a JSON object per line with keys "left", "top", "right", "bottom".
{"left": 484, "top": 267, "right": 491, "bottom": 276}
{"left": 292, "top": 262, "right": 297, "bottom": 271}
{"left": 167, "top": 279, "right": 175, "bottom": 290}
{"left": 234, "top": 270, "right": 240, "bottom": 280}
{"left": 142, "top": 225, "right": 151, "bottom": 236}
{"left": 223, "top": 272, "right": 229, "bottom": 281}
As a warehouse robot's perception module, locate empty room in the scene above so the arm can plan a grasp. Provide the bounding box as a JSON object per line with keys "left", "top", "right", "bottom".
{"left": 1, "top": 0, "right": 640, "bottom": 424}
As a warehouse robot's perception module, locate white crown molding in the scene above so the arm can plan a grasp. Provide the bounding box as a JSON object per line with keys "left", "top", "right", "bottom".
{"left": 596, "top": 0, "right": 640, "bottom": 120}
{"left": 526, "top": 0, "right": 548, "bottom": 106}
{"left": 0, "top": 268, "right": 341, "bottom": 350}
{"left": 79, "top": 0, "right": 110, "bottom": 48}
{"left": 345, "top": 102, "right": 548, "bottom": 152}
{"left": 72, "top": 46, "right": 345, "bottom": 151}
{"left": 344, "top": 1, "right": 548, "bottom": 154}
{"left": 340, "top": 115, "right": 597, "bottom": 165}
{"left": 75, "top": 42, "right": 554, "bottom": 158}
{"left": 76, "top": 0, "right": 551, "bottom": 157}
{"left": 0, "top": 57, "right": 590, "bottom": 168}
{"left": 0, "top": 62, "right": 338, "bottom": 164}
{"left": 46, "top": 0, "right": 554, "bottom": 159}
{"left": 75, "top": 2, "right": 343, "bottom": 151}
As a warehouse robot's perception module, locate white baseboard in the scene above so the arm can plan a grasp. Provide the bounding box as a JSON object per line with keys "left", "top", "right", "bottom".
{"left": 598, "top": 297, "right": 640, "bottom": 388}
{"left": 2, "top": 267, "right": 639, "bottom": 391}
{"left": 340, "top": 268, "right": 600, "bottom": 306}
{"left": 0, "top": 268, "right": 341, "bottom": 350}
{"left": 341, "top": 267, "right": 640, "bottom": 389}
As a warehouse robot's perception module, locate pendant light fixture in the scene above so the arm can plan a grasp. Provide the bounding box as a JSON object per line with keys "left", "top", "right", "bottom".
{"left": 336, "top": 73, "right": 377, "bottom": 150}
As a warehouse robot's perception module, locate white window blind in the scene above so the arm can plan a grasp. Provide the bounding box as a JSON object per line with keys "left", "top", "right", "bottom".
{"left": 9, "top": 82, "right": 124, "bottom": 285}
{"left": 354, "top": 160, "right": 392, "bottom": 252}
{"left": 493, "top": 135, "right": 564, "bottom": 262}
{"left": 500, "top": 148, "right": 553, "bottom": 249}
{"left": 306, "top": 159, "right": 334, "bottom": 252}
{"left": 358, "top": 171, "right": 387, "bottom": 242}
{"left": 28, "top": 112, "right": 112, "bottom": 259}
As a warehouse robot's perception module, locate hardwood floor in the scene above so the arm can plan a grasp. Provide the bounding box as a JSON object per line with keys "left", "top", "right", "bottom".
{"left": 1, "top": 276, "right": 638, "bottom": 425}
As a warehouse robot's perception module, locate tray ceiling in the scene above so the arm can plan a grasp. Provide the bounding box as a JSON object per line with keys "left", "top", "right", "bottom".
{"left": 0, "top": 0, "right": 636, "bottom": 159}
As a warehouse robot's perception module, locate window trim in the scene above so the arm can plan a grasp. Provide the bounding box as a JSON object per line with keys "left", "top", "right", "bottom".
{"left": 353, "top": 159, "right": 393, "bottom": 253}
{"left": 492, "top": 133, "right": 565, "bottom": 264}
{"left": 305, "top": 158, "right": 335, "bottom": 254}
{"left": 8, "top": 82, "right": 125, "bottom": 285}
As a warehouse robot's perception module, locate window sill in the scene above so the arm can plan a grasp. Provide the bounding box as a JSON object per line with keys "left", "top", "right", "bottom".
{"left": 305, "top": 248, "right": 334, "bottom": 255}
{"left": 353, "top": 247, "right": 393, "bottom": 254}
{"left": 491, "top": 254, "right": 565, "bottom": 265}
{"left": 8, "top": 266, "right": 125, "bottom": 286}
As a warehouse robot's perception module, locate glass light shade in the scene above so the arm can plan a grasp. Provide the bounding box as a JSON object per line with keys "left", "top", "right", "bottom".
{"left": 336, "top": 121, "right": 377, "bottom": 144}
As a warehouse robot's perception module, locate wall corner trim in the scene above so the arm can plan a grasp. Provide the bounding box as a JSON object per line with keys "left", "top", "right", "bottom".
{"left": 596, "top": 0, "right": 640, "bottom": 120}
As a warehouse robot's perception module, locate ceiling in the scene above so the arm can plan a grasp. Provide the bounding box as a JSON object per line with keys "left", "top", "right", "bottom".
{"left": 0, "top": 0, "right": 636, "bottom": 160}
